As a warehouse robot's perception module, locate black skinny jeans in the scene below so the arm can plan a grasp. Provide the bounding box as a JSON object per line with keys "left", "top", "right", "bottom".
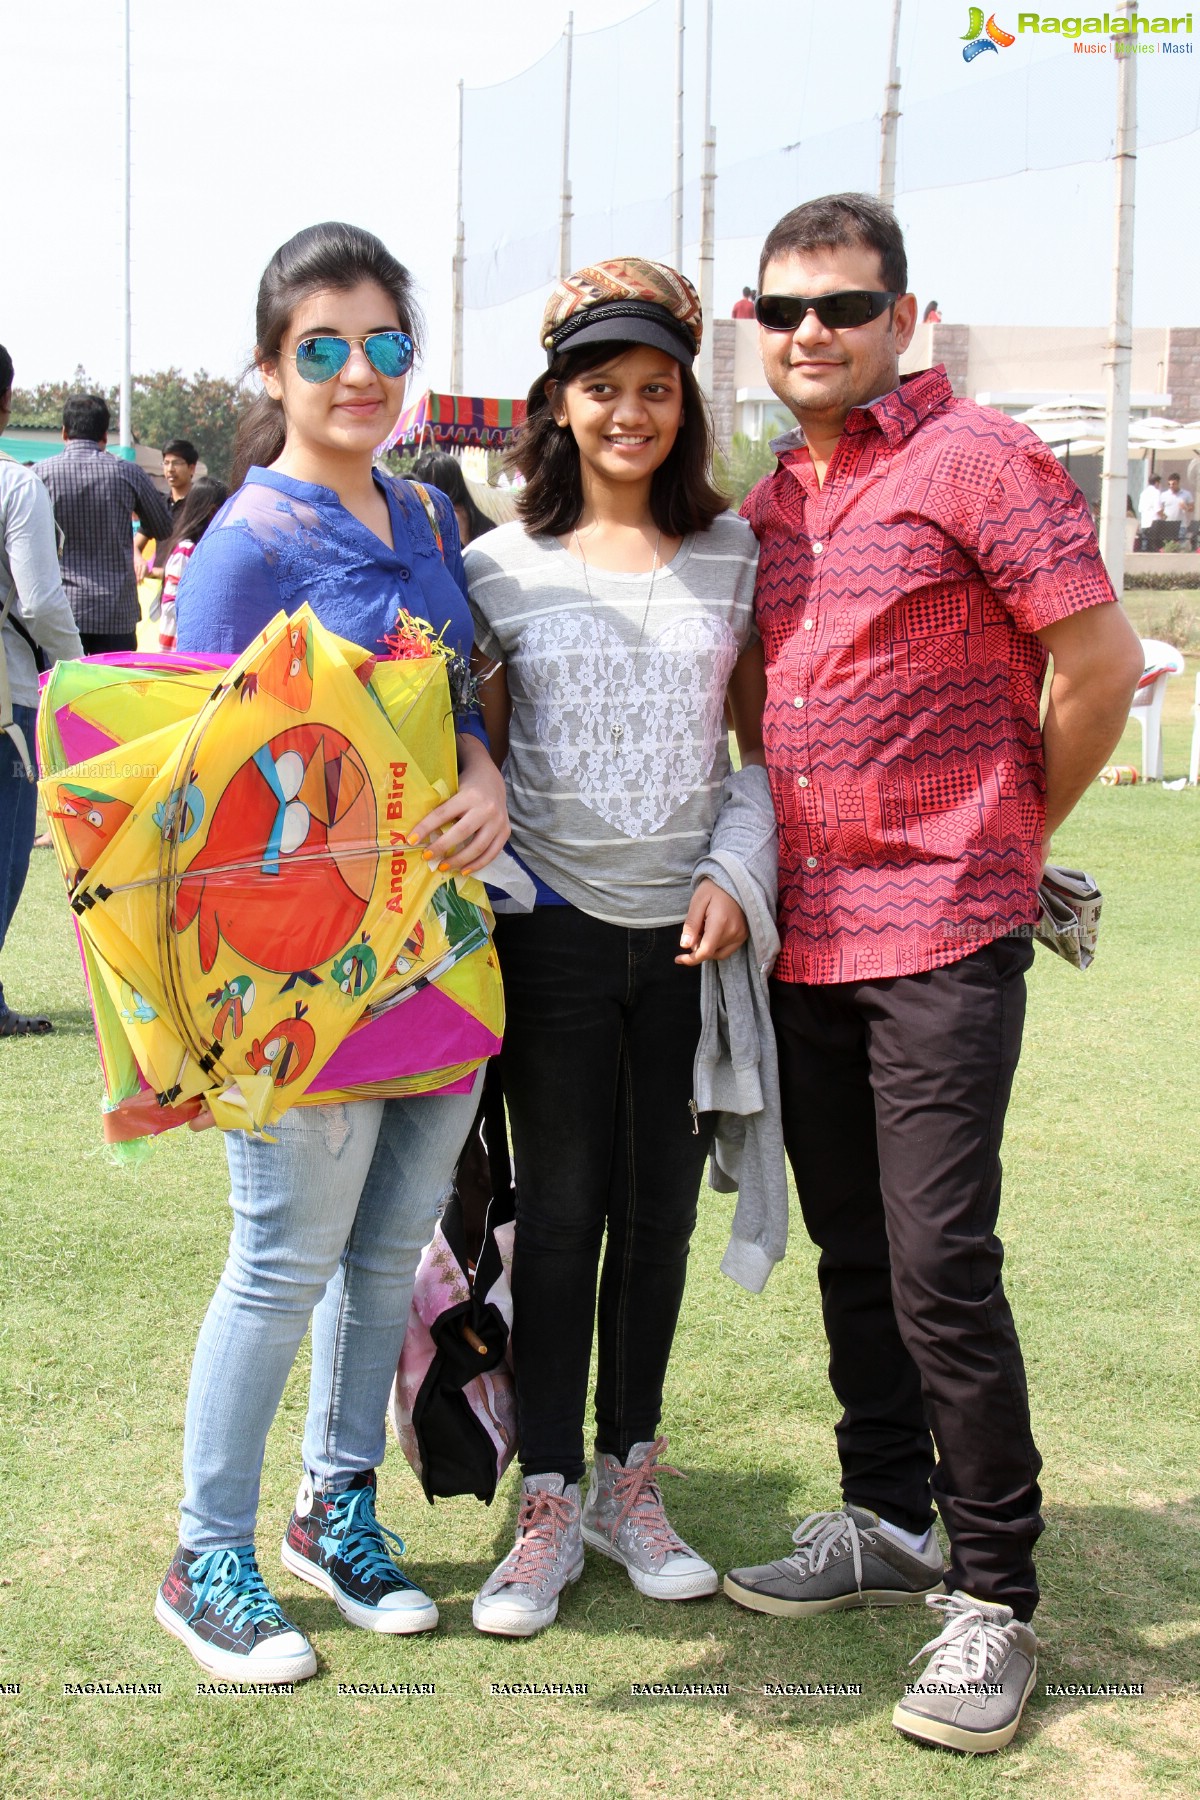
{"left": 494, "top": 906, "right": 713, "bottom": 1485}
{"left": 771, "top": 934, "right": 1044, "bottom": 1620}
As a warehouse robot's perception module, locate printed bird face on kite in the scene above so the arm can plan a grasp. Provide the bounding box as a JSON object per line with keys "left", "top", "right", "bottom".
{"left": 246, "top": 1002, "right": 316, "bottom": 1087}
{"left": 50, "top": 784, "right": 133, "bottom": 875}
{"left": 173, "top": 723, "right": 377, "bottom": 977}
{"left": 208, "top": 974, "right": 256, "bottom": 1041}
{"left": 237, "top": 618, "right": 314, "bottom": 712}
{"left": 391, "top": 920, "right": 425, "bottom": 976}
{"left": 331, "top": 936, "right": 378, "bottom": 999}
{"left": 153, "top": 782, "right": 205, "bottom": 844}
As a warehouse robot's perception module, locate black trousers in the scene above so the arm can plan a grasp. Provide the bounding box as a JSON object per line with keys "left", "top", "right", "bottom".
{"left": 771, "top": 935, "right": 1043, "bottom": 1619}
{"left": 494, "top": 906, "right": 713, "bottom": 1485}
{"left": 80, "top": 630, "right": 138, "bottom": 656}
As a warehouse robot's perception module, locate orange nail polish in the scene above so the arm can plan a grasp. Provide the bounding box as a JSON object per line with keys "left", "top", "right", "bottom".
{"left": 438, "top": 861, "right": 451, "bottom": 873}
{"left": 421, "top": 850, "right": 433, "bottom": 862}
{"left": 406, "top": 832, "right": 420, "bottom": 846}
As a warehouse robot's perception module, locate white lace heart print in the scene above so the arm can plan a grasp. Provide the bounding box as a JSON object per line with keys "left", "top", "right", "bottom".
{"left": 515, "top": 609, "right": 738, "bottom": 838}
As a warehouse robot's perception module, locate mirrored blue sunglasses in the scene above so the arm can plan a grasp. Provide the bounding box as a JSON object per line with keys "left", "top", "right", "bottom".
{"left": 292, "top": 331, "right": 415, "bottom": 384}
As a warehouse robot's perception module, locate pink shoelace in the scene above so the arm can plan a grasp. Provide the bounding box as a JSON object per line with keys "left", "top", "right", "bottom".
{"left": 609, "top": 1438, "right": 687, "bottom": 1554}
{"left": 499, "top": 1488, "right": 578, "bottom": 1587}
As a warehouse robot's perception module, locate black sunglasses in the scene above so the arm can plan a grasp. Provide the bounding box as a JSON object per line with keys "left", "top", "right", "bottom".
{"left": 754, "top": 291, "right": 900, "bottom": 333}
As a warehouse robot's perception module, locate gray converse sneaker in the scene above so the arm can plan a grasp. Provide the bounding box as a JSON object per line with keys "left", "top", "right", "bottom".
{"left": 580, "top": 1438, "right": 717, "bottom": 1600}
{"left": 472, "top": 1475, "right": 584, "bottom": 1638}
{"left": 724, "top": 1505, "right": 945, "bottom": 1616}
{"left": 892, "top": 1590, "right": 1038, "bottom": 1754}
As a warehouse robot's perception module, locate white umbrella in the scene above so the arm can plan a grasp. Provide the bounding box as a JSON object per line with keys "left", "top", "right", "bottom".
{"left": 1014, "top": 404, "right": 1106, "bottom": 448}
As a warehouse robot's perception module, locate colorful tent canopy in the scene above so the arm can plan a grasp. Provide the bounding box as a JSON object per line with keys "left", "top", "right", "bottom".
{"left": 380, "top": 392, "right": 527, "bottom": 454}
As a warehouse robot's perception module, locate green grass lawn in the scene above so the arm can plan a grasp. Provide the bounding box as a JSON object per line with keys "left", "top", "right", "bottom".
{"left": 1, "top": 764, "right": 1198, "bottom": 1797}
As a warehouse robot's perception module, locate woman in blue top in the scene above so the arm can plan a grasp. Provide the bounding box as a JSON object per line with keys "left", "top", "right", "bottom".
{"left": 159, "top": 222, "right": 509, "bottom": 1686}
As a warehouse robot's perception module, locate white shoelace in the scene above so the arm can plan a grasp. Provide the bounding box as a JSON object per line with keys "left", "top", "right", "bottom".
{"left": 909, "top": 1595, "right": 1013, "bottom": 1684}
{"left": 787, "top": 1510, "right": 864, "bottom": 1585}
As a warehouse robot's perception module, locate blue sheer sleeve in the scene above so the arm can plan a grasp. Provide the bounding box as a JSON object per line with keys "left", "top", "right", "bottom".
{"left": 175, "top": 519, "right": 281, "bottom": 656}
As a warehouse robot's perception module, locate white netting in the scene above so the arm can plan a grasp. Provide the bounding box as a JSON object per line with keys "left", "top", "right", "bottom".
{"left": 460, "top": 35, "right": 566, "bottom": 313}
{"left": 461, "top": 0, "right": 1200, "bottom": 314}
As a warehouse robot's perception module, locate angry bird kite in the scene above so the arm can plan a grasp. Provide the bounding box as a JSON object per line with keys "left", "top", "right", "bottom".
{"left": 172, "top": 723, "right": 376, "bottom": 978}
{"left": 36, "top": 607, "right": 504, "bottom": 1149}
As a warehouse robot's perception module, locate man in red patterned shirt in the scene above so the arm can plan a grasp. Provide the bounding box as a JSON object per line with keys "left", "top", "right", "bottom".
{"left": 723, "top": 194, "right": 1142, "bottom": 1755}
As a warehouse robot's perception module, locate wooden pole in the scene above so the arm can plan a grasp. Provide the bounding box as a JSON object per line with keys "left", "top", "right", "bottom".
{"left": 878, "top": 0, "right": 902, "bottom": 210}
{"left": 1099, "top": 3, "right": 1138, "bottom": 596}
{"left": 451, "top": 78, "right": 465, "bottom": 395}
{"left": 559, "top": 13, "right": 574, "bottom": 279}
{"left": 697, "top": 0, "right": 715, "bottom": 400}
{"left": 119, "top": 0, "right": 132, "bottom": 449}
{"left": 672, "top": 0, "right": 685, "bottom": 271}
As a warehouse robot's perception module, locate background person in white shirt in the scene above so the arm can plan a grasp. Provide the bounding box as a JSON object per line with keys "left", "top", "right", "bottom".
{"left": 1137, "top": 473, "right": 1165, "bottom": 551}
{"left": 1163, "top": 473, "right": 1193, "bottom": 547}
{"left": 0, "top": 343, "right": 85, "bottom": 1036}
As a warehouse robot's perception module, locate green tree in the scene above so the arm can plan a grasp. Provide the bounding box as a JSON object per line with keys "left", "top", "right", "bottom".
{"left": 128, "top": 368, "right": 251, "bottom": 484}
{"left": 9, "top": 366, "right": 252, "bottom": 483}
{"left": 716, "top": 431, "right": 780, "bottom": 508}
{"left": 8, "top": 366, "right": 98, "bottom": 428}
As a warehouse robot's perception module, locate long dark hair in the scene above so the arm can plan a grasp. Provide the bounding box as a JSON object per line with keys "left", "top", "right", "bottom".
{"left": 410, "top": 450, "right": 494, "bottom": 544}
{"left": 231, "top": 222, "right": 423, "bottom": 489}
{"left": 511, "top": 340, "right": 727, "bottom": 538}
{"left": 164, "top": 476, "right": 228, "bottom": 559}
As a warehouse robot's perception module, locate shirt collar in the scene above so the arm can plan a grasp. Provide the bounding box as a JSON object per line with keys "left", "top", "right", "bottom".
{"left": 63, "top": 437, "right": 106, "bottom": 455}
{"left": 769, "top": 366, "right": 955, "bottom": 462}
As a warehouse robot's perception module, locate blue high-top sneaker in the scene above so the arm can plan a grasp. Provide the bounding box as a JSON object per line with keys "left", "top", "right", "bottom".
{"left": 156, "top": 1544, "right": 317, "bottom": 1684}
{"left": 281, "top": 1470, "right": 438, "bottom": 1634}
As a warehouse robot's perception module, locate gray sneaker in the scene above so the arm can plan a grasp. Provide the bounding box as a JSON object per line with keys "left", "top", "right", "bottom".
{"left": 580, "top": 1438, "right": 717, "bottom": 1600}
{"left": 472, "top": 1475, "right": 584, "bottom": 1638}
{"left": 724, "top": 1504, "right": 945, "bottom": 1616}
{"left": 892, "top": 1590, "right": 1038, "bottom": 1754}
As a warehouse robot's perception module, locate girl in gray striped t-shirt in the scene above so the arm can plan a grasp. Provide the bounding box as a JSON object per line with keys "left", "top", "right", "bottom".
{"left": 464, "top": 257, "right": 766, "bottom": 1641}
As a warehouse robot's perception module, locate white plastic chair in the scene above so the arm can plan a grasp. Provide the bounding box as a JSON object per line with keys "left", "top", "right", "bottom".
{"left": 1188, "top": 672, "right": 1200, "bottom": 786}
{"left": 1129, "top": 637, "right": 1185, "bottom": 780}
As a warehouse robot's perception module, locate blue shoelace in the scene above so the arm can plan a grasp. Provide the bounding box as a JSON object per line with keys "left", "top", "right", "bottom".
{"left": 187, "top": 1546, "right": 287, "bottom": 1633}
{"left": 319, "top": 1486, "right": 418, "bottom": 1589}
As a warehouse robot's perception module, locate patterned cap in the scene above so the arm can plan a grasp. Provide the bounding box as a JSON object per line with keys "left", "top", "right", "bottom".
{"left": 540, "top": 257, "right": 702, "bottom": 367}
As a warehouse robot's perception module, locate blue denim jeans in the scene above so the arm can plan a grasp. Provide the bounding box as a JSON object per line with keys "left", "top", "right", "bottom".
{"left": 180, "top": 1085, "right": 479, "bottom": 1551}
{"left": 0, "top": 705, "right": 39, "bottom": 1015}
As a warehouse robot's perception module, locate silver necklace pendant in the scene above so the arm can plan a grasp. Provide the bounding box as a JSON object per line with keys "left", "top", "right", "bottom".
{"left": 573, "top": 527, "right": 661, "bottom": 758}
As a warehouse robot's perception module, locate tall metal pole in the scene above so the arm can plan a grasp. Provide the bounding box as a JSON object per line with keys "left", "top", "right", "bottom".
{"left": 451, "top": 78, "right": 465, "bottom": 395}
{"left": 1099, "top": 3, "right": 1138, "bottom": 596}
{"left": 559, "top": 12, "right": 574, "bottom": 279}
{"left": 672, "top": 0, "right": 685, "bottom": 271}
{"left": 697, "top": 0, "right": 716, "bottom": 400}
{"left": 878, "top": 0, "right": 902, "bottom": 209}
{"left": 119, "top": 0, "right": 132, "bottom": 449}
